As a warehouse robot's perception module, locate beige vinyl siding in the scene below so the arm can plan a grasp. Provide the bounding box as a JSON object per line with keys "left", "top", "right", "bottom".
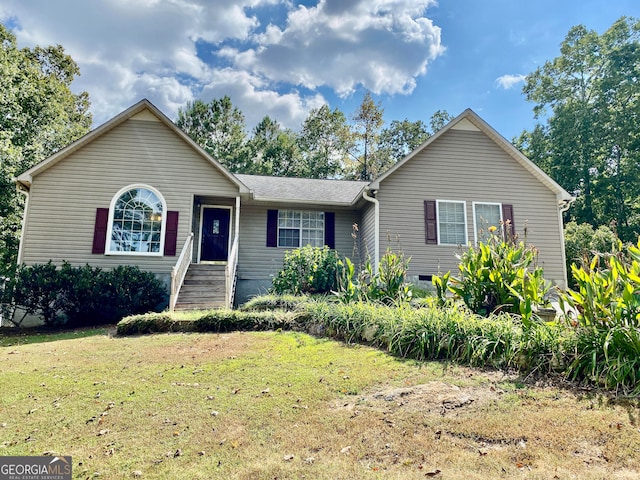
{"left": 21, "top": 119, "right": 239, "bottom": 275}
{"left": 238, "top": 204, "right": 360, "bottom": 280}
{"left": 377, "top": 129, "right": 567, "bottom": 286}
{"left": 360, "top": 202, "right": 376, "bottom": 265}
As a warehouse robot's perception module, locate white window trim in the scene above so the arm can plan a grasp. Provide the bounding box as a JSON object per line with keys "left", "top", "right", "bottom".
{"left": 436, "top": 200, "right": 468, "bottom": 246}
{"left": 472, "top": 202, "right": 503, "bottom": 245}
{"left": 105, "top": 183, "right": 167, "bottom": 256}
{"left": 277, "top": 210, "right": 325, "bottom": 248}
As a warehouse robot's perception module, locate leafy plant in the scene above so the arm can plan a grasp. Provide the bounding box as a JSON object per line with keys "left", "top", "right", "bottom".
{"left": 271, "top": 245, "right": 342, "bottom": 295}
{"left": 3, "top": 263, "right": 167, "bottom": 327}
{"left": 564, "top": 221, "right": 618, "bottom": 286}
{"left": 433, "top": 231, "right": 552, "bottom": 327}
{"left": 558, "top": 241, "right": 640, "bottom": 393}
{"left": 334, "top": 248, "right": 412, "bottom": 305}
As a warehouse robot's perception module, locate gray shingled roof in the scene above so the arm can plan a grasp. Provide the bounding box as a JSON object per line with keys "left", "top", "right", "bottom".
{"left": 235, "top": 174, "right": 369, "bottom": 206}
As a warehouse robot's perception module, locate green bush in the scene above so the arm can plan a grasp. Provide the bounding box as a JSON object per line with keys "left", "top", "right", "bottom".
{"left": 564, "top": 221, "right": 618, "bottom": 286}
{"left": 559, "top": 241, "right": 640, "bottom": 394}
{"left": 433, "top": 232, "right": 551, "bottom": 326}
{"left": 4, "top": 263, "right": 167, "bottom": 327}
{"left": 117, "top": 308, "right": 309, "bottom": 336}
{"left": 272, "top": 246, "right": 342, "bottom": 295}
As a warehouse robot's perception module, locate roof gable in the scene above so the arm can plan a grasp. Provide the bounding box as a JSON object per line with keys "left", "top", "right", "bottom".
{"left": 15, "top": 99, "right": 249, "bottom": 194}
{"left": 369, "top": 109, "right": 573, "bottom": 204}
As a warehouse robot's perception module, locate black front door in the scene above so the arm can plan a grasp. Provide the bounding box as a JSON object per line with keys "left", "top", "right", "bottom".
{"left": 200, "top": 208, "right": 230, "bottom": 262}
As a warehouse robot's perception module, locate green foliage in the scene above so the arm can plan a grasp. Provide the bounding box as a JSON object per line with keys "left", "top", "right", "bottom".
{"left": 3, "top": 263, "right": 167, "bottom": 327}
{"left": 434, "top": 232, "right": 552, "bottom": 326}
{"left": 176, "top": 96, "right": 250, "bottom": 173}
{"left": 247, "top": 116, "right": 301, "bottom": 176}
{"left": 521, "top": 17, "right": 640, "bottom": 241}
{"left": 297, "top": 105, "right": 354, "bottom": 179}
{"left": 303, "top": 300, "right": 574, "bottom": 373}
{"left": 558, "top": 241, "right": 640, "bottom": 393}
{"left": 117, "top": 309, "right": 307, "bottom": 336}
{"left": 271, "top": 246, "right": 342, "bottom": 295}
{"left": 335, "top": 248, "right": 412, "bottom": 305}
{"left": 564, "top": 221, "right": 618, "bottom": 285}
{"left": 239, "top": 294, "right": 310, "bottom": 312}
{"left": 0, "top": 24, "right": 92, "bottom": 279}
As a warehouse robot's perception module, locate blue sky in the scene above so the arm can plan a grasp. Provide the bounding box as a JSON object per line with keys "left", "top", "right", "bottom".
{"left": 1, "top": 0, "right": 639, "bottom": 141}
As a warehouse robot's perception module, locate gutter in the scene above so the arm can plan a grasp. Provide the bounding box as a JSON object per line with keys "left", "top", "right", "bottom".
{"left": 362, "top": 187, "right": 379, "bottom": 274}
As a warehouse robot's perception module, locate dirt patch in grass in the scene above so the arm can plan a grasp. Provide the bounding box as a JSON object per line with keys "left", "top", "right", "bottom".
{"left": 1, "top": 330, "right": 638, "bottom": 479}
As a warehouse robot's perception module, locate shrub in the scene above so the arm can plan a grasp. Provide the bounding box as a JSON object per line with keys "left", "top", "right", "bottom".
{"left": 272, "top": 246, "right": 342, "bottom": 295}
{"left": 558, "top": 241, "right": 640, "bottom": 394}
{"left": 117, "top": 308, "right": 308, "bottom": 336}
{"left": 99, "top": 265, "right": 168, "bottom": 323}
{"left": 433, "top": 232, "right": 552, "bottom": 326}
{"left": 4, "top": 263, "right": 167, "bottom": 327}
{"left": 7, "top": 262, "right": 61, "bottom": 326}
{"left": 564, "top": 221, "right": 618, "bottom": 286}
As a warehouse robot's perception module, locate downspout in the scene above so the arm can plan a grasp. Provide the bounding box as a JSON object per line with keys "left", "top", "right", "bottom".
{"left": 557, "top": 196, "right": 576, "bottom": 289}
{"left": 362, "top": 187, "right": 379, "bottom": 274}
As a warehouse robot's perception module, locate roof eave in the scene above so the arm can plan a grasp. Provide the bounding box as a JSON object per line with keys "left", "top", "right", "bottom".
{"left": 249, "top": 197, "right": 360, "bottom": 208}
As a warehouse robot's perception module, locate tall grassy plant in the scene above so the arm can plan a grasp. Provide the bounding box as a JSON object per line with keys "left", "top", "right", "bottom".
{"left": 559, "top": 241, "right": 640, "bottom": 393}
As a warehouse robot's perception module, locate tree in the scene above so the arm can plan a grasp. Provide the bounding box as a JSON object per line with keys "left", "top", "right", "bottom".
{"left": 0, "top": 24, "right": 92, "bottom": 279}
{"left": 247, "top": 116, "right": 301, "bottom": 177}
{"left": 429, "top": 109, "right": 454, "bottom": 133}
{"left": 350, "top": 91, "right": 385, "bottom": 180}
{"left": 297, "top": 105, "right": 354, "bottom": 178}
{"left": 378, "top": 119, "right": 429, "bottom": 164}
{"left": 176, "top": 97, "right": 249, "bottom": 173}
{"left": 521, "top": 17, "right": 640, "bottom": 241}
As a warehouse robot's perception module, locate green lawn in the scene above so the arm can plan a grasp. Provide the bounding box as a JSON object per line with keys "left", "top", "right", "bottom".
{"left": 1, "top": 329, "right": 638, "bottom": 479}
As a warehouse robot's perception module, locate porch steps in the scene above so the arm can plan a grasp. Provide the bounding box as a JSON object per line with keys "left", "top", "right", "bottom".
{"left": 174, "top": 264, "right": 227, "bottom": 311}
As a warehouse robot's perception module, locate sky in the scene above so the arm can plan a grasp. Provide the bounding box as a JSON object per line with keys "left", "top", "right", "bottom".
{"left": 1, "top": 0, "right": 639, "bottom": 142}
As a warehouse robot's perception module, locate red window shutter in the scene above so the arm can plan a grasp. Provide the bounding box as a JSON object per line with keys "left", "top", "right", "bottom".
{"left": 164, "top": 211, "right": 179, "bottom": 256}
{"left": 266, "top": 210, "right": 278, "bottom": 247}
{"left": 324, "top": 212, "right": 335, "bottom": 249}
{"left": 502, "top": 204, "right": 515, "bottom": 241}
{"left": 92, "top": 208, "right": 109, "bottom": 254}
{"left": 424, "top": 200, "right": 437, "bottom": 244}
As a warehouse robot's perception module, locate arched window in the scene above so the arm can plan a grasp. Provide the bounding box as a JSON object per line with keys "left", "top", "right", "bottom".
{"left": 107, "top": 185, "right": 166, "bottom": 254}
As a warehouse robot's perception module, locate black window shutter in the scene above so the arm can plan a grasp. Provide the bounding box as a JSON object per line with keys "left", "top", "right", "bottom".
{"left": 92, "top": 208, "right": 109, "bottom": 254}
{"left": 424, "top": 200, "right": 437, "bottom": 244}
{"left": 164, "top": 211, "right": 179, "bottom": 256}
{"left": 502, "top": 204, "right": 515, "bottom": 240}
{"left": 266, "top": 209, "right": 278, "bottom": 247}
{"left": 324, "top": 212, "right": 335, "bottom": 249}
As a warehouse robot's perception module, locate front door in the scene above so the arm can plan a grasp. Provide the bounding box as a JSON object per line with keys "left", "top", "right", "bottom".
{"left": 200, "top": 207, "right": 231, "bottom": 262}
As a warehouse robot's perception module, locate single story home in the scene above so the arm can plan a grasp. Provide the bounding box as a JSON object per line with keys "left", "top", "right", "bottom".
{"left": 14, "top": 99, "right": 573, "bottom": 310}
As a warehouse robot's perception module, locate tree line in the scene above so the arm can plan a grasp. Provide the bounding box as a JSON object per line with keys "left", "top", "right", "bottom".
{"left": 1, "top": 16, "right": 639, "bottom": 281}
{"left": 175, "top": 93, "right": 450, "bottom": 180}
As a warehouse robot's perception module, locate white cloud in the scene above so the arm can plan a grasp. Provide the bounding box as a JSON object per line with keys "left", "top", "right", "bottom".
{"left": 1, "top": 0, "right": 444, "bottom": 129}
{"left": 239, "top": 0, "right": 444, "bottom": 96}
{"left": 496, "top": 74, "right": 526, "bottom": 90}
